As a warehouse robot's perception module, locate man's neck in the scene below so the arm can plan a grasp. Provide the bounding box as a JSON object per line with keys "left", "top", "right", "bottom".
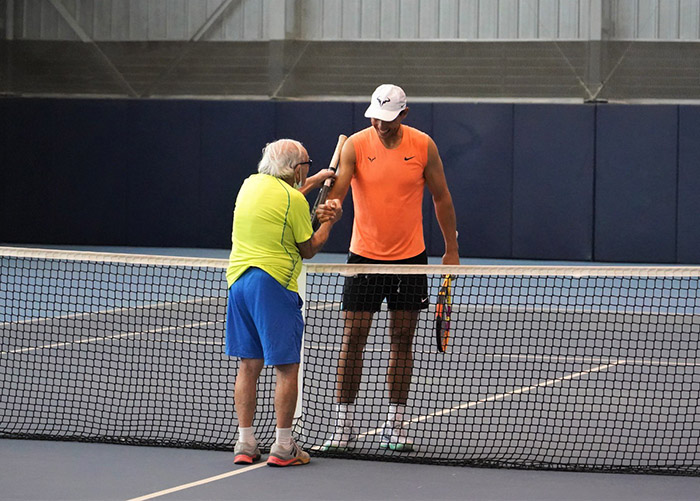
{"left": 377, "top": 125, "right": 403, "bottom": 149}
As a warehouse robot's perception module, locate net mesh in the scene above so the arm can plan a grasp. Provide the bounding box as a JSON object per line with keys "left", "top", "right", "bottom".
{"left": 1, "top": 247, "right": 699, "bottom": 475}
{"left": 0, "top": 247, "right": 257, "bottom": 449}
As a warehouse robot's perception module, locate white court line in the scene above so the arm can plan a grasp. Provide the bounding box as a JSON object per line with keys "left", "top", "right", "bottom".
{"left": 126, "top": 463, "right": 267, "bottom": 501}
{"left": 1, "top": 296, "right": 322, "bottom": 328}
{"left": 312, "top": 360, "right": 622, "bottom": 448}
{"left": 0, "top": 296, "right": 222, "bottom": 328}
{"left": 305, "top": 344, "right": 699, "bottom": 367}
{"left": 0, "top": 321, "right": 218, "bottom": 355}
{"left": 131, "top": 364, "right": 621, "bottom": 497}
{"left": 449, "top": 303, "right": 700, "bottom": 316}
{"left": 476, "top": 353, "right": 700, "bottom": 367}
{"left": 305, "top": 301, "right": 700, "bottom": 316}
{"left": 158, "top": 336, "right": 224, "bottom": 346}
{"left": 408, "top": 361, "right": 623, "bottom": 423}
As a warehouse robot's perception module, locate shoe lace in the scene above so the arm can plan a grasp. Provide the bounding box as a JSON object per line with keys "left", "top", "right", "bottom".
{"left": 289, "top": 440, "right": 300, "bottom": 455}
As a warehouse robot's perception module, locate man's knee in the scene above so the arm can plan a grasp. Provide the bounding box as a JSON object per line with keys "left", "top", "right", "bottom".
{"left": 275, "top": 362, "right": 299, "bottom": 380}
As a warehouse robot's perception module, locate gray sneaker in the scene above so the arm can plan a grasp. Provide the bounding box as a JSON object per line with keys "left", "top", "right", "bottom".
{"left": 233, "top": 440, "right": 261, "bottom": 464}
{"left": 267, "top": 440, "right": 310, "bottom": 467}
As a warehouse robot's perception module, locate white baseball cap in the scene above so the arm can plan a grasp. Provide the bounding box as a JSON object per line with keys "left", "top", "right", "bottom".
{"left": 364, "top": 84, "right": 407, "bottom": 122}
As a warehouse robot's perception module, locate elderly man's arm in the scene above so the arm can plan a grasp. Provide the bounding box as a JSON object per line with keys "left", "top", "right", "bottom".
{"left": 298, "top": 169, "right": 336, "bottom": 196}
{"left": 297, "top": 199, "right": 342, "bottom": 259}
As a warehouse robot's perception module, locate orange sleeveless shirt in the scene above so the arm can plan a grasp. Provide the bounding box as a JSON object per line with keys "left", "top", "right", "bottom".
{"left": 350, "top": 125, "right": 429, "bottom": 260}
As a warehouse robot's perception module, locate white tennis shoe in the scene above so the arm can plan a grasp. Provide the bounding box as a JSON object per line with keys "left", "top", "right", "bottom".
{"left": 379, "top": 425, "right": 414, "bottom": 452}
{"left": 320, "top": 426, "right": 357, "bottom": 451}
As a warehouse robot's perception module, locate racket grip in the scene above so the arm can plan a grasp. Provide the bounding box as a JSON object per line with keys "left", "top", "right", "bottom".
{"left": 310, "top": 134, "right": 347, "bottom": 231}
{"left": 328, "top": 134, "right": 347, "bottom": 172}
{"left": 310, "top": 185, "right": 330, "bottom": 230}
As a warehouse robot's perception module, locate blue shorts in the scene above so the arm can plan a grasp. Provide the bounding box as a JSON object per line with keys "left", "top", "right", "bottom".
{"left": 225, "top": 267, "right": 303, "bottom": 366}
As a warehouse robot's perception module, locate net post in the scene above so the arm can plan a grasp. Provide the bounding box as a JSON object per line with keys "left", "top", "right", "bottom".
{"left": 294, "top": 264, "right": 307, "bottom": 420}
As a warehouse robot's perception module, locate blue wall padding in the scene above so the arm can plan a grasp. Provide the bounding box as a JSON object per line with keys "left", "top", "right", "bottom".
{"left": 276, "top": 101, "right": 355, "bottom": 253}
{"left": 200, "top": 101, "right": 276, "bottom": 248}
{"left": 512, "top": 104, "right": 594, "bottom": 260}
{"left": 3, "top": 97, "right": 700, "bottom": 264}
{"left": 0, "top": 99, "right": 9, "bottom": 238}
{"left": 595, "top": 105, "right": 678, "bottom": 263}
{"left": 402, "top": 103, "right": 434, "bottom": 135}
{"left": 4, "top": 99, "right": 129, "bottom": 245}
{"left": 352, "top": 102, "right": 368, "bottom": 132}
{"left": 677, "top": 106, "right": 700, "bottom": 263}
{"left": 432, "top": 103, "right": 514, "bottom": 258}
{"left": 125, "top": 100, "right": 202, "bottom": 247}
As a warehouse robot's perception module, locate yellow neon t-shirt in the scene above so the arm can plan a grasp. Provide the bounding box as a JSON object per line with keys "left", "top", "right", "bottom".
{"left": 226, "top": 174, "right": 313, "bottom": 292}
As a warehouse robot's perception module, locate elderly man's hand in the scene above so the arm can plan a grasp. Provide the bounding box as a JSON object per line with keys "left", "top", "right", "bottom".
{"left": 306, "top": 169, "right": 336, "bottom": 190}
{"left": 316, "top": 199, "right": 342, "bottom": 225}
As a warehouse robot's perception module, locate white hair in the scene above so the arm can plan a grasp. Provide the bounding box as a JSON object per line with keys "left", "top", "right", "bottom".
{"left": 258, "top": 139, "right": 306, "bottom": 179}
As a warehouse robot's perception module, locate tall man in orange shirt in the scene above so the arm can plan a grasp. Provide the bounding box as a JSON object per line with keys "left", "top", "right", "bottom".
{"left": 317, "top": 84, "right": 459, "bottom": 451}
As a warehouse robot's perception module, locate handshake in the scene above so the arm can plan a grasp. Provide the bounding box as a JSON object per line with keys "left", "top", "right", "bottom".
{"left": 315, "top": 199, "right": 342, "bottom": 226}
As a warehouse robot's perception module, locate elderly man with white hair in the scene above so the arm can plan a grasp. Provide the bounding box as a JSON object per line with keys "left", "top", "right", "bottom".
{"left": 225, "top": 138, "right": 342, "bottom": 467}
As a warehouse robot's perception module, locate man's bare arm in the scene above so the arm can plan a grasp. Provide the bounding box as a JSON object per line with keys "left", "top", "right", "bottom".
{"left": 424, "top": 138, "right": 459, "bottom": 265}
{"left": 326, "top": 137, "right": 356, "bottom": 203}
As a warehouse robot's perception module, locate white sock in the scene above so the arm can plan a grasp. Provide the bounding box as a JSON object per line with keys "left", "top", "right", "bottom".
{"left": 238, "top": 426, "right": 257, "bottom": 445}
{"left": 336, "top": 403, "right": 355, "bottom": 429}
{"left": 386, "top": 404, "right": 405, "bottom": 429}
{"left": 275, "top": 427, "right": 293, "bottom": 448}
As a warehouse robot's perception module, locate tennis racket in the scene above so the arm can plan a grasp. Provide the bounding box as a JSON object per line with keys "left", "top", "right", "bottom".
{"left": 310, "top": 134, "right": 347, "bottom": 230}
{"left": 435, "top": 274, "right": 452, "bottom": 353}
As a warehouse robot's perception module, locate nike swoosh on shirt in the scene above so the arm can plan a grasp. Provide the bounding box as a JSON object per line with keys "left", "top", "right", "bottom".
{"left": 404, "top": 156, "right": 415, "bottom": 161}
{"left": 368, "top": 156, "right": 376, "bottom": 162}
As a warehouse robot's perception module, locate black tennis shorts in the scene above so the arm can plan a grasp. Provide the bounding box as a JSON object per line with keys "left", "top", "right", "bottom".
{"left": 342, "top": 251, "right": 429, "bottom": 312}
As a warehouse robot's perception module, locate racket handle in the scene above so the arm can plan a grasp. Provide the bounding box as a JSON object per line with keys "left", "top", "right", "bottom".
{"left": 310, "top": 134, "right": 347, "bottom": 230}
{"left": 327, "top": 134, "right": 347, "bottom": 173}
{"left": 311, "top": 186, "right": 330, "bottom": 230}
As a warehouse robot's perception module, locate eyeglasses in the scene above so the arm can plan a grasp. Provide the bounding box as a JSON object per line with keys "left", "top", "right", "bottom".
{"left": 296, "top": 159, "right": 313, "bottom": 168}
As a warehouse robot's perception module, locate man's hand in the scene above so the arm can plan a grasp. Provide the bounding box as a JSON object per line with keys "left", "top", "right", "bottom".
{"left": 316, "top": 199, "right": 343, "bottom": 225}
{"left": 305, "top": 169, "right": 336, "bottom": 190}
{"left": 442, "top": 250, "right": 460, "bottom": 265}
{"left": 441, "top": 230, "right": 459, "bottom": 265}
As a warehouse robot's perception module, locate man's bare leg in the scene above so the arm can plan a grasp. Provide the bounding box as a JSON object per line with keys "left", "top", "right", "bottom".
{"left": 235, "top": 358, "right": 265, "bottom": 427}
{"left": 381, "top": 310, "right": 419, "bottom": 451}
{"left": 321, "top": 311, "right": 373, "bottom": 450}
{"left": 337, "top": 311, "right": 373, "bottom": 403}
{"left": 387, "top": 310, "right": 419, "bottom": 404}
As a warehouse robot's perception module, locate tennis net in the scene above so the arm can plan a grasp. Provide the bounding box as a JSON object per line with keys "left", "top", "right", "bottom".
{"left": 1, "top": 247, "right": 699, "bottom": 475}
